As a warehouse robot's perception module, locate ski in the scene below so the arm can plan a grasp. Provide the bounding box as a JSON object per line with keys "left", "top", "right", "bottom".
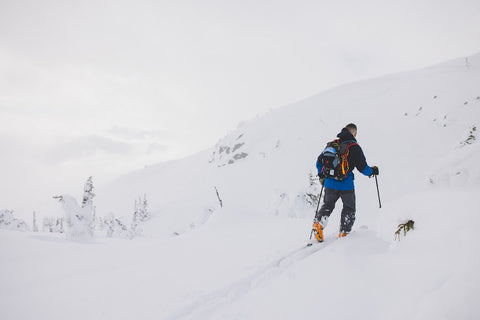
{"left": 306, "top": 240, "right": 323, "bottom": 247}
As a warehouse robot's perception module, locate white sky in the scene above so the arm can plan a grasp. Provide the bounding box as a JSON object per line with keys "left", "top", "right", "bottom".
{"left": 1, "top": 0, "right": 480, "bottom": 217}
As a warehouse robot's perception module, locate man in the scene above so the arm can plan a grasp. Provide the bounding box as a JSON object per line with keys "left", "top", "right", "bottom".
{"left": 313, "top": 123, "right": 378, "bottom": 242}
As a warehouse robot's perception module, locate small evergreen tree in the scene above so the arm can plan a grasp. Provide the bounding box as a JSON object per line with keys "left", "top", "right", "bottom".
{"left": 82, "top": 176, "right": 95, "bottom": 209}
{"left": 136, "top": 194, "right": 150, "bottom": 222}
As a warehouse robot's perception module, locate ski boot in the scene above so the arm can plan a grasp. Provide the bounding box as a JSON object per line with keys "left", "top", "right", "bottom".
{"left": 338, "top": 232, "right": 347, "bottom": 238}
{"left": 312, "top": 221, "right": 324, "bottom": 242}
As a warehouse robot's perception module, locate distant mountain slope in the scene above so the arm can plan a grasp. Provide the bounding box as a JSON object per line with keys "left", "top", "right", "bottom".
{"left": 97, "top": 53, "right": 480, "bottom": 237}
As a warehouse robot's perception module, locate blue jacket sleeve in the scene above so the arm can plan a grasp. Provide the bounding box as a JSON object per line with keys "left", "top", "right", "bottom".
{"left": 361, "top": 165, "right": 373, "bottom": 176}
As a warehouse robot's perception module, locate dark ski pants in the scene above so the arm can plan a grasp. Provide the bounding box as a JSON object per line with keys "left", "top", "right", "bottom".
{"left": 315, "top": 188, "right": 356, "bottom": 233}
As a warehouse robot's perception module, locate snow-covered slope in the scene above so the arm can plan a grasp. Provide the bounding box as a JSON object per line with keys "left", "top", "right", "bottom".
{"left": 1, "top": 54, "right": 480, "bottom": 320}
{"left": 97, "top": 53, "right": 480, "bottom": 236}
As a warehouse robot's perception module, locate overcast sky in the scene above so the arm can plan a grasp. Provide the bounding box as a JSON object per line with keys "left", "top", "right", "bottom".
{"left": 1, "top": 0, "right": 480, "bottom": 216}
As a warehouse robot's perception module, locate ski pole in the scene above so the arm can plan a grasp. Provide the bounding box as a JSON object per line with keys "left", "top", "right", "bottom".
{"left": 375, "top": 175, "right": 382, "bottom": 209}
{"left": 309, "top": 184, "right": 324, "bottom": 240}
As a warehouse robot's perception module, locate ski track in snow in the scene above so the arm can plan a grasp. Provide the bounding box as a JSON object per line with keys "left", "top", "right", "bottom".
{"left": 163, "top": 239, "right": 331, "bottom": 320}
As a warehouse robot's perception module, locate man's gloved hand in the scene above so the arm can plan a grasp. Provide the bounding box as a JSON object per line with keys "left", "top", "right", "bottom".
{"left": 371, "top": 166, "right": 379, "bottom": 176}
{"left": 318, "top": 173, "right": 325, "bottom": 185}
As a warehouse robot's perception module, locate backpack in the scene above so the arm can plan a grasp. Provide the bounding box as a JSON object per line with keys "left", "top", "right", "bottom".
{"left": 317, "top": 139, "right": 357, "bottom": 181}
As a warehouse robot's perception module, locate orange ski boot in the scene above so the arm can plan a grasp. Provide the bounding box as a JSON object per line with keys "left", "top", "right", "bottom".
{"left": 312, "top": 221, "right": 324, "bottom": 242}
{"left": 338, "top": 232, "right": 347, "bottom": 238}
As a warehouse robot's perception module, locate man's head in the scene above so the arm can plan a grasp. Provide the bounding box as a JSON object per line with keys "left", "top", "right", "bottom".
{"left": 345, "top": 123, "right": 357, "bottom": 137}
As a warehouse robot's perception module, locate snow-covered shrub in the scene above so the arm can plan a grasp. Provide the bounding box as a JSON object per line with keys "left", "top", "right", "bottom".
{"left": 0, "top": 209, "right": 28, "bottom": 231}
{"left": 395, "top": 220, "right": 415, "bottom": 241}
{"left": 305, "top": 171, "right": 321, "bottom": 207}
{"left": 459, "top": 125, "right": 477, "bottom": 147}
{"left": 42, "top": 216, "right": 64, "bottom": 233}
{"left": 134, "top": 194, "right": 150, "bottom": 222}
{"left": 104, "top": 213, "right": 133, "bottom": 238}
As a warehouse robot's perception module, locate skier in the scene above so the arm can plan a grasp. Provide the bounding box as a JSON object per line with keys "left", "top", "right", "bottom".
{"left": 313, "top": 123, "right": 378, "bottom": 241}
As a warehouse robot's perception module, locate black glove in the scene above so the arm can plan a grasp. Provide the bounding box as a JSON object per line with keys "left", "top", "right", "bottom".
{"left": 371, "top": 166, "right": 379, "bottom": 176}
{"left": 318, "top": 173, "right": 325, "bottom": 185}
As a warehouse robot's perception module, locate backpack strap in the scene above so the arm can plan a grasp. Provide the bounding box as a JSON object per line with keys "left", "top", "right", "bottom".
{"left": 340, "top": 141, "right": 358, "bottom": 176}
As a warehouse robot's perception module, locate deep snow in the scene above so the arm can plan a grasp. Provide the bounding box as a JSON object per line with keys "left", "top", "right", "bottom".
{"left": 1, "top": 53, "right": 480, "bottom": 320}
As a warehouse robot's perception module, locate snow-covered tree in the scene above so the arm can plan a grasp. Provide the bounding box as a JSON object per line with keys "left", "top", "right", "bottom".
{"left": 129, "top": 194, "right": 150, "bottom": 238}
{"left": 52, "top": 176, "right": 97, "bottom": 240}
{"left": 54, "top": 194, "right": 93, "bottom": 241}
{"left": 42, "top": 217, "right": 64, "bottom": 233}
{"left": 82, "top": 176, "right": 95, "bottom": 209}
{"left": 104, "top": 212, "right": 132, "bottom": 238}
{"left": 0, "top": 209, "right": 28, "bottom": 231}
{"left": 135, "top": 194, "right": 150, "bottom": 222}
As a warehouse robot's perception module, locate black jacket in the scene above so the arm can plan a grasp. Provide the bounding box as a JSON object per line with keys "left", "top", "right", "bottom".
{"left": 336, "top": 128, "right": 369, "bottom": 174}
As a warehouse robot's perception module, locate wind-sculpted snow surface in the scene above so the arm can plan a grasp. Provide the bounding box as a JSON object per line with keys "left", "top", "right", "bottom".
{"left": 1, "top": 54, "right": 480, "bottom": 320}
{"left": 163, "top": 241, "right": 329, "bottom": 320}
